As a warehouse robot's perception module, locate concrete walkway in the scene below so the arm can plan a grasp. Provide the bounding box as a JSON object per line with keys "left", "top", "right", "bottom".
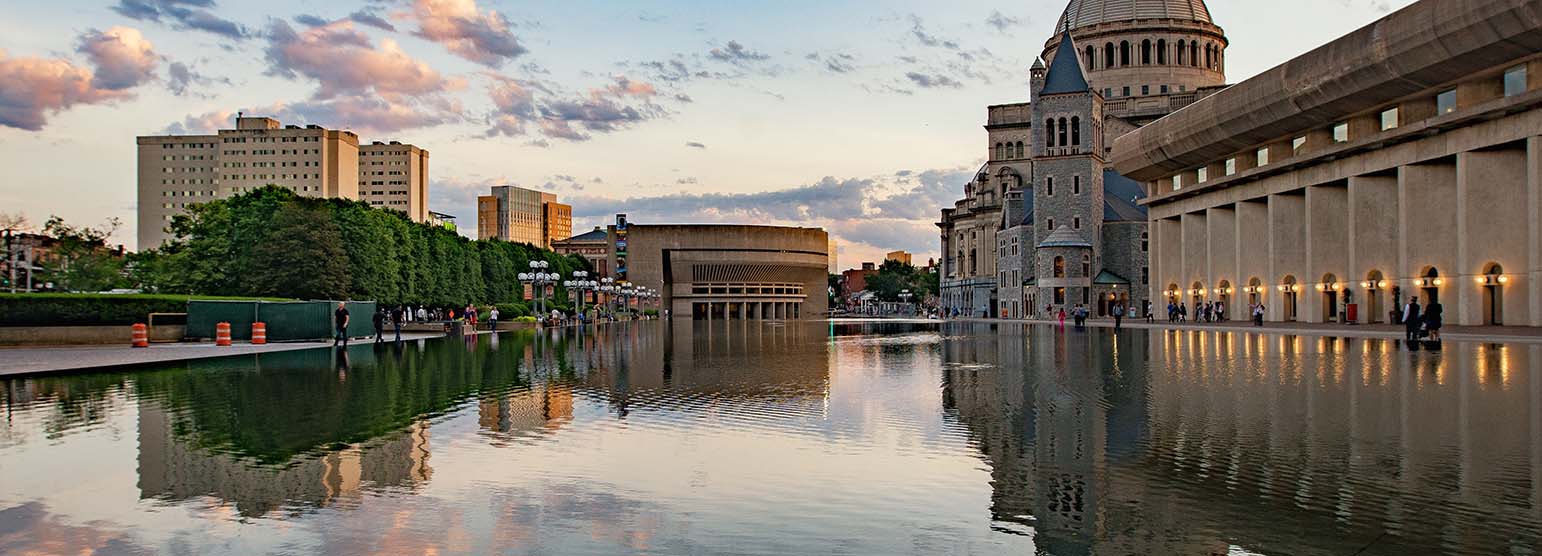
{"left": 946, "top": 316, "right": 1542, "bottom": 343}
{"left": 0, "top": 333, "right": 444, "bottom": 377}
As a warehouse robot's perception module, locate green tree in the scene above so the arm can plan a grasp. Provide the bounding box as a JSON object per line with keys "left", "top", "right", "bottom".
{"left": 244, "top": 203, "right": 352, "bottom": 299}
{"left": 865, "top": 259, "right": 934, "bottom": 302}
{"left": 40, "top": 216, "right": 128, "bottom": 292}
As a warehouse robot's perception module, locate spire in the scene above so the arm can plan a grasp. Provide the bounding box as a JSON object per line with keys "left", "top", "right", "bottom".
{"left": 1039, "top": 29, "right": 1090, "bottom": 95}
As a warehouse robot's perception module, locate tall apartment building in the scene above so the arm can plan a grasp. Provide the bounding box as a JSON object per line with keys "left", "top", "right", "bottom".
{"left": 358, "top": 141, "right": 430, "bottom": 222}
{"left": 477, "top": 185, "right": 572, "bottom": 249}
{"left": 135, "top": 116, "right": 429, "bottom": 250}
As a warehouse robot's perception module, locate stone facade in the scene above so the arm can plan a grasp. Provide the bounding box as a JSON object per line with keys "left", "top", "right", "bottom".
{"left": 939, "top": 0, "right": 1220, "bottom": 319}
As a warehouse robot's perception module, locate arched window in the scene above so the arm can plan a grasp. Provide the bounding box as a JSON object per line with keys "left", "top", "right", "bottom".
{"left": 1085, "top": 45, "right": 1096, "bottom": 69}
{"left": 1015, "top": 141, "right": 1024, "bottom": 158}
{"left": 1104, "top": 43, "right": 1115, "bottom": 68}
{"left": 1157, "top": 39, "right": 1167, "bottom": 64}
{"left": 1205, "top": 44, "right": 1212, "bottom": 69}
{"left": 1081, "top": 254, "right": 1091, "bottom": 277}
{"left": 1141, "top": 40, "right": 1152, "bottom": 65}
{"left": 1057, "top": 118, "right": 1068, "bottom": 146}
{"left": 1177, "top": 40, "right": 1186, "bottom": 66}
{"left": 1053, "top": 256, "right": 1065, "bottom": 278}
{"left": 1119, "top": 41, "right": 1130, "bottom": 66}
{"left": 1070, "top": 116, "right": 1080, "bottom": 145}
{"left": 1191, "top": 41, "right": 1199, "bottom": 66}
{"left": 995, "top": 143, "right": 1004, "bottom": 160}
{"left": 1045, "top": 119, "right": 1055, "bottom": 147}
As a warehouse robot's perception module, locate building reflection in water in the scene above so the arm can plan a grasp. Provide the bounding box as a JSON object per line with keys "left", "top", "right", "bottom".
{"left": 943, "top": 323, "right": 1542, "bottom": 555}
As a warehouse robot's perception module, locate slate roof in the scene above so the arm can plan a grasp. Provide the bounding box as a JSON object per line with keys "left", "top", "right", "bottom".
{"left": 1093, "top": 269, "right": 1132, "bottom": 285}
{"left": 1102, "top": 170, "right": 1148, "bottom": 222}
{"left": 1038, "top": 225, "right": 1093, "bottom": 249}
{"left": 1040, "top": 30, "right": 1091, "bottom": 95}
{"left": 561, "top": 227, "right": 608, "bottom": 242}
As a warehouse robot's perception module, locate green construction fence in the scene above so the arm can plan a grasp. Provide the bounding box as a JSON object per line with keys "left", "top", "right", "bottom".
{"left": 186, "top": 300, "right": 377, "bottom": 342}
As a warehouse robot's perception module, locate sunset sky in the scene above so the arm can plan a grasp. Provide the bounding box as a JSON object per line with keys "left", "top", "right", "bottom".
{"left": 0, "top": 0, "right": 1411, "bottom": 266}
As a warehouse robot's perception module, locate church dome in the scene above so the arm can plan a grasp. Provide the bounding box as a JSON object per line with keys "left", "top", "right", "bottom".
{"left": 1055, "top": 0, "right": 1214, "bottom": 30}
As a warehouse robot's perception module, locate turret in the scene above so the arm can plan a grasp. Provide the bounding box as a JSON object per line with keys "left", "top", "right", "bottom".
{"left": 1030, "top": 57, "right": 1047, "bottom": 101}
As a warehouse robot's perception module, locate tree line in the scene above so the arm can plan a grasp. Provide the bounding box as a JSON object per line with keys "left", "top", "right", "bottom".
{"left": 131, "top": 186, "right": 589, "bottom": 308}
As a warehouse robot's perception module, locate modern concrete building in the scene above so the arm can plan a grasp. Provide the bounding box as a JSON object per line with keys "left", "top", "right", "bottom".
{"left": 939, "top": 0, "right": 1227, "bottom": 319}
{"left": 598, "top": 218, "right": 830, "bottom": 319}
{"left": 1115, "top": 0, "right": 1542, "bottom": 327}
{"left": 358, "top": 141, "right": 429, "bottom": 222}
{"left": 885, "top": 250, "right": 913, "bottom": 265}
{"left": 476, "top": 185, "right": 572, "bottom": 249}
{"left": 136, "top": 115, "right": 430, "bottom": 250}
{"left": 552, "top": 226, "right": 611, "bottom": 277}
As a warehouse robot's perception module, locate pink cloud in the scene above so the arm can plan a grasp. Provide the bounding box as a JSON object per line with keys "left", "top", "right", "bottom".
{"left": 411, "top": 0, "right": 527, "bottom": 67}
{"left": 0, "top": 48, "right": 130, "bottom": 131}
{"left": 161, "top": 109, "right": 236, "bottom": 134}
{"left": 265, "top": 20, "right": 456, "bottom": 99}
{"left": 76, "top": 26, "right": 158, "bottom": 90}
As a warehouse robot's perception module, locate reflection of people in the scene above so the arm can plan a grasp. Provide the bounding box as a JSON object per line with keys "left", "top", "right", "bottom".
{"left": 335, "top": 347, "right": 350, "bottom": 380}
{"left": 334, "top": 302, "right": 351, "bottom": 346}
{"left": 1423, "top": 300, "right": 1443, "bottom": 341}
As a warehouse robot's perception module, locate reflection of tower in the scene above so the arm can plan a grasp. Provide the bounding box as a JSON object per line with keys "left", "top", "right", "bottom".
{"left": 478, "top": 383, "right": 574, "bottom": 436}
{"left": 137, "top": 403, "right": 432, "bottom": 517}
{"left": 1030, "top": 329, "right": 1105, "bottom": 554}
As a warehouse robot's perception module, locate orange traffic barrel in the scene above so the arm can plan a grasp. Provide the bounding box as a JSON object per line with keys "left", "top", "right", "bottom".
{"left": 251, "top": 322, "right": 267, "bottom": 345}
{"left": 215, "top": 322, "right": 232, "bottom": 346}
{"left": 131, "top": 323, "right": 149, "bottom": 348}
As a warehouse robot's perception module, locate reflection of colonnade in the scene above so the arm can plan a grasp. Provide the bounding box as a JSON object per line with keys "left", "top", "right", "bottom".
{"left": 136, "top": 404, "right": 432, "bottom": 517}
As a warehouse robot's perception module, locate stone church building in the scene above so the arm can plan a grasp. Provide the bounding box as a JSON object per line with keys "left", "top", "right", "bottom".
{"left": 939, "top": 0, "right": 1229, "bottom": 318}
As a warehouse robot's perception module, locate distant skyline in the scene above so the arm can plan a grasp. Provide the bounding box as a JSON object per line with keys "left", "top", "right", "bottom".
{"left": 0, "top": 0, "right": 1413, "bottom": 266}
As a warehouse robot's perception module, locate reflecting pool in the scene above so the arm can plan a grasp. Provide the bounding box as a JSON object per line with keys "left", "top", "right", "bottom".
{"left": 2, "top": 321, "right": 1540, "bottom": 555}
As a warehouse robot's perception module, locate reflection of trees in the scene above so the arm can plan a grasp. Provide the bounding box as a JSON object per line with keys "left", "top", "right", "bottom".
{"left": 2, "top": 373, "right": 137, "bottom": 445}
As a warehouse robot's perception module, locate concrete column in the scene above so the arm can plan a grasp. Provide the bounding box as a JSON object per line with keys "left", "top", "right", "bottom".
{"left": 1181, "top": 212, "right": 1209, "bottom": 299}
{"left": 1156, "top": 217, "right": 1182, "bottom": 302}
{"left": 1207, "top": 205, "right": 1237, "bottom": 302}
{"left": 1305, "top": 183, "right": 1350, "bottom": 323}
{"left": 1458, "top": 147, "right": 1529, "bottom": 326}
{"left": 1399, "top": 161, "right": 1457, "bottom": 313}
{"left": 1348, "top": 174, "right": 1399, "bottom": 323}
{"left": 1236, "top": 200, "right": 1270, "bottom": 312}
{"left": 1268, "top": 193, "right": 1306, "bottom": 321}
{"left": 737, "top": 302, "right": 747, "bottom": 320}
{"left": 1531, "top": 137, "right": 1542, "bottom": 326}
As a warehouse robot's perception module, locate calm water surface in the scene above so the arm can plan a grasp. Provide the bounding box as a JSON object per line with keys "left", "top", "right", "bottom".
{"left": 1, "top": 321, "right": 1539, "bottom": 555}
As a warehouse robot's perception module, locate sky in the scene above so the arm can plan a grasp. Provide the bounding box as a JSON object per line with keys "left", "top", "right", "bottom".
{"left": 0, "top": 0, "right": 1413, "bottom": 267}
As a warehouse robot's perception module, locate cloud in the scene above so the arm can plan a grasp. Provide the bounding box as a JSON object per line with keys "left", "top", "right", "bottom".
{"left": 111, "top": 0, "right": 249, "bottom": 39}
{"left": 409, "top": 0, "right": 526, "bottom": 67}
{"left": 264, "top": 20, "right": 458, "bottom": 99}
{"left": 904, "top": 71, "right": 961, "bottom": 89}
{"left": 571, "top": 176, "right": 869, "bottom": 222}
{"left": 869, "top": 168, "right": 974, "bottom": 219}
{"left": 685, "top": 141, "right": 706, "bottom": 149}
{"left": 75, "top": 26, "right": 158, "bottom": 91}
{"left": 908, "top": 15, "right": 959, "bottom": 50}
{"left": 278, "top": 95, "right": 463, "bottom": 134}
{"left": 161, "top": 109, "right": 234, "bottom": 134}
{"left": 165, "top": 61, "right": 227, "bottom": 96}
{"left": 485, "top": 74, "right": 667, "bottom": 141}
{"left": 293, "top": 14, "right": 329, "bottom": 27}
{"left": 708, "top": 40, "right": 770, "bottom": 65}
{"left": 0, "top": 36, "right": 149, "bottom": 131}
{"left": 349, "top": 9, "right": 397, "bottom": 31}
{"left": 985, "top": 11, "right": 1021, "bottom": 31}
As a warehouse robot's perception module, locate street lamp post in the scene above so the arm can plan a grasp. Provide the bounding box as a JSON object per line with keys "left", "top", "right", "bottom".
{"left": 518, "top": 260, "right": 556, "bottom": 320}
{"left": 899, "top": 289, "right": 914, "bottom": 316}
{"left": 565, "top": 270, "right": 595, "bottom": 319}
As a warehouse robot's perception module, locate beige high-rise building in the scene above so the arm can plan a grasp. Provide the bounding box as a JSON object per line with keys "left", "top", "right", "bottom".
{"left": 477, "top": 185, "right": 572, "bottom": 249}
{"left": 136, "top": 115, "right": 430, "bottom": 250}
{"left": 358, "top": 141, "right": 430, "bottom": 222}
{"left": 885, "top": 250, "right": 913, "bottom": 265}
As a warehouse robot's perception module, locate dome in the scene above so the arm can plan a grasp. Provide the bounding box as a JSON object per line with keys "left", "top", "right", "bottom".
{"left": 1055, "top": 0, "right": 1214, "bottom": 31}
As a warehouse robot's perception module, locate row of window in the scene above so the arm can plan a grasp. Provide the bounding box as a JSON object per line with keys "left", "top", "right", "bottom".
{"left": 162, "top": 190, "right": 213, "bottom": 197}
{"left": 160, "top": 155, "right": 209, "bottom": 161}
{"left": 1169, "top": 65, "right": 1529, "bottom": 191}
{"left": 994, "top": 141, "right": 1025, "bottom": 160}
{"left": 363, "top": 170, "right": 406, "bottom": 176}
{"left": 362, "top": 160, "right": 407, "bottom": 166}
{"left": 159, "top": 179, "right": 213, "bottom": 185}
{"left": 1103, "top": 84, "right": 1187, "bottom": 99}
{"left": 361, "top": 150, "right": 411, "bottom": 156}
{"left": 161, "top": 167, "right": 210, "bottom": 173}
{"left": 222, "top": 173, "right": 320, "bottom": 180}
{"left": 1043, "top": 175, "right": 1082, "bottom": 196}
{"left": 161, "top": 143, "right": 214, "bottom": 149}
{"left": 222, "top": 136, "right": 321, "bottom": 143}
{"left": 1045, "top": 117, "right": 1082, "bottom": 148}
{"left": 1083, "top": 38, "right": 1222, "bottom": 72}
{"left": 1043, "top": 216, "right": 1082, "bottom": 231}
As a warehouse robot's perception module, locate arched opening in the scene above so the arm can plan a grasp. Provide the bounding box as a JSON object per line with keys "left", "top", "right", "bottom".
{"left": 1317, "top": 273, "right": 1340, "bottom": 322}
{"left": 1015, "top": 141, "right": 1023, "bottom": 158}
{"left": 1481, "top": 262, "right": 1507, "bottom": 325}
{"left": 1157, "top": 39, "right": 1167, "bottom": 64}
{"left": 1104, "top": 43, "right": 1115, "bottom": 69}
{"left": 1419, "top": 267, "right": 1442, "bottom": 305}
{"left": 1141, "top": 39, "right": 1152, "bottom": 65}
{"left": 1057, "top": 118, "right": 1068, "bottom": 147}
{"left": 1080, "top": 254, "right": 1091, "bottom": 277}
{"left": 995, "top": 143, "right": 1004, "bottom": 160}
{"left": 1070, "top": 117, "right": 1080, "bottom": 146}
{"left": 1119, "top": 41, "right": 1130, "bottom": 66}
{"left": 1045, "top": 119, "right": 1055, "bottom": 147}
{"left": 1205, "top": 44, "right": 1212, "bottom": 69}
{"left": 1280, "top": 275, "right": 1299, "bottom": 321}
{"left": 1053, "top": 256, "right": 1065, "bottom": 278}
{"left": 1216, "top": 280, "right": 1232, "bottom": 320}
{"left": 1177, "top": 40, "right": 1186, "bottom": 66}
{"left": 1361, "top": 270, "right": 1387, "bottom": 323}
{"left": 1246, "top": 277, "right": 1263, "bottom": 307}
{"left": 1085, "top": 45, "right": 1096, "bottom": 69}
{"left": 1190, "top": 42, "right": 1199, "bottom": 67}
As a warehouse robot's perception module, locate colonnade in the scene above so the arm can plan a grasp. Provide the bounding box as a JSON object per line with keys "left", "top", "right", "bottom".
{"left": 1151, "top": 136, "right": 1541, "bottom": 327}
{"left": 692, "top": 301, "right": 802, "bottom": 321}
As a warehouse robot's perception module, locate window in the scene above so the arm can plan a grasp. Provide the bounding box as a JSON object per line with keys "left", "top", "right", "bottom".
{"left": 1141, "top": 40, "right": 1152, "bottom": 64}
{"left": 1140, "top": 232, "right": 1149, "bottom": 252}
{"left": 1070, "top": 117, "right": 1080, "bottom": 145}
{"left": 1086, "top": 45, "right": 1096, "bottom": 69}
{"left": 1292, "top": 136, "right": 1307, "bottom": 154}
{"left": 1257, "top": 147, "right": 1270, "bottom": 166}
{"left": 1122, "top": 86, "right": 1131, "bottom": 97}
{"left": 1073, "top": 217, "right": 1081, "bottom": 230}
{"left": 1141, "top": 266, "right": 1149, "bottom": 285}
{"left": 1141, "top": 85, "right": 1149, "bottom": 95}
{"left": 1073, "top": 176, "right": 1081, "bottom": 194}
{"left": 1047, "top": 218, "right": 1055, "bottom": 230}
{"left": 1157, "top": 39, "right": 1168, "bottom": 64}
{"left": 995, "top": 143, "right": 1004, "bottom": 160}
{"left": 1053, "top": 256, "right": 1065, "bottom": 277}
{"left": 1104, "top": 43, "right": 1115, "bottom": 69}
{"left": 1177, "top": 40, "right": 1186, "bottom": 65}
{"left": 1437, "top": 89, "right": 1457, "bottom": 115}
{"left": 1046, "top": 119, "right": 1055, "bottom": 146}
{"left": 1161, "top": 85, "right": 1169, "bottom": 94}
{"left": 1015, "top": 141, "right": 1024, "bottom": 158}
{"left": 1225, "top": 158, "right": 1236, "bottom": 176}
{"left": 1120, "top": 41, "right": 1130, "bottom": 66}
{"left": 1046, "top": 176, "right": 1054, "bottom": 196}
{"left": 1058, "top": 118, "right": 1068, "bottom": 146}
{"left": 1332, "top": 122, "right": 1349, "bottom": 143}
{"left": 1104, "top": 87, "right": 1112, "bottom": 97}
{"left": 1196, "top": 167, "right": 1208, "bottom": 183}
{"left": 1190, "top": 42, "right": 1199, "bottom": 66}
{"left": 1380, "top": 107, "right": 1399, "bottom": 131}
{"left": 1172, "top": 174, "right": 1183, "bottom": 191}
{"left": 1505, "top": 65, "right": 1527, "bottom": 97}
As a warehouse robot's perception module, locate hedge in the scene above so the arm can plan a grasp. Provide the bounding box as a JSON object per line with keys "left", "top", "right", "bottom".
{"left": 0, "top": 293, "right": 290, "bottom": 327}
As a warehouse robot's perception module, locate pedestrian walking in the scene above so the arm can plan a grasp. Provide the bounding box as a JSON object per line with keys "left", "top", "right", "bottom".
{"left": 372, "top": 307, "right": 387, "bottom": 343}
{"left": 1424, "top": 299, "right": 1443, "bottom": 341}
{"left": 1403, "top": 297, "right": 1422, "bottom": 341}
{"left": 1113, "top": 303, "right": 1124, "bottom": 330}
{"left": 1253, "top": 303, "right": 1265, "bottom": 326}
{"left": 489, "top": 307, "right": 500, "bottom": 331}
{"left": 392, "top": 305, "right": 404, "bottom": 342}
{"left": 334, "top": 302, "right": 351, "bottom": 346}
{"left": 1058, "top": 307, "right": 1066, "bottom": 327}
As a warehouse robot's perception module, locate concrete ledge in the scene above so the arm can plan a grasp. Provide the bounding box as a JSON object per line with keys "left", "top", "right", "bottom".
{"left": 0, "top": 324, "right": 186, "bottom": 346}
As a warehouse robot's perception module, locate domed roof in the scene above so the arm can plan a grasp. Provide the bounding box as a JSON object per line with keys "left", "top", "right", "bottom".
{"left": 1055, "top": 0, "right": 1214, "bottom": 31}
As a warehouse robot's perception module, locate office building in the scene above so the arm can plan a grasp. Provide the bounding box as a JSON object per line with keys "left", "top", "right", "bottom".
{"left": 477, "top": 185, "right": 572, "bottom": 249}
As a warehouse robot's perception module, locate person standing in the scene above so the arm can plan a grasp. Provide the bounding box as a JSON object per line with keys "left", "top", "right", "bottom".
{"left": 1113, "top": 303, "right": 1124, "bottom": 331}
{"left": 489, "top": 307, "right": 500, "bottom": 331}
{"left": 1423, "top": 299, "right": 1443, "bottom": 341}
{"left": 1253, "top": 303, "right": 1265, "bottom": 326}
{"left": 372, "top": 307, "right": 387, "bottom": 343}
{"left": 417, "top": 306, "right": 427, "bottom": 322}
{"left": 392, "top": 305, "right": 404, "bottom": 342}
{"left": 334, "top": 302, "right": 351, "bottom": 346}
{"left": 1403, "top": 297, "right": 1422, "bottom": 341}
